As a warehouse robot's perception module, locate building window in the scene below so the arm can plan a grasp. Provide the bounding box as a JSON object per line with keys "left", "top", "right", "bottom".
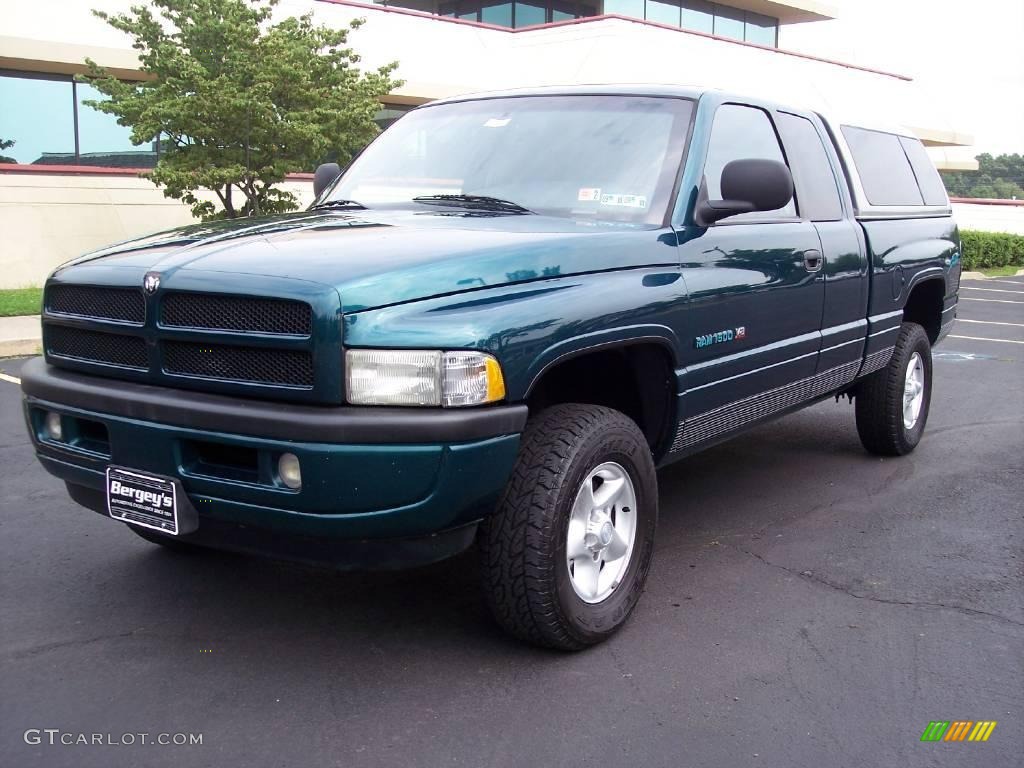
{"left": 0, "top": 70, "right": 157, "bottom": 167}
{"left": 377, "top": 0, "right": 774, "bottom": 39}
{"left": 0, "top": 69, "right": 412, "bottom": 170}
{"left": 374, "top": 104, "right": 417, "bottom": 131}
{"left": 679, "top": 0, "right": 714, "bottom": 33}
{"left": 393, "top": 0, "right": 595, "bottom": 25}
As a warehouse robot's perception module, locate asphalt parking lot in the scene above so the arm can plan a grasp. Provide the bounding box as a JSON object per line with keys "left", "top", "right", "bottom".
{"left": 1, "top": 276, "right": 1021, "bottom": 768}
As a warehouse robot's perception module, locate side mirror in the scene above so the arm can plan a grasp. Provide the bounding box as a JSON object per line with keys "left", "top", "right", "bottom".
{"left": 313, "top": 162, "right": 342, "bottom": 199}
{"left": 695, "top": 158, "right": 794, "bottom": 226}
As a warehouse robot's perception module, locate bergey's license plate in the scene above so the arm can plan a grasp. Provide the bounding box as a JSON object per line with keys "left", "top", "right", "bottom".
{"left": 106, "top": 467, "right": 180, "bottom": 535}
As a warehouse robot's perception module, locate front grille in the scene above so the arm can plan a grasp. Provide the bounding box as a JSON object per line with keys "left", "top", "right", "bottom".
{"left": 47, "top": 326, "right": 148, "bottom": 369}
{"left": 162, "top": 341, "right": 314, "bottom": 388}
{"left": 47, "top": 285, "right": 145, "bottom": 324}
{"left": 161, "top": 293, "right": 312, "bottom": 336}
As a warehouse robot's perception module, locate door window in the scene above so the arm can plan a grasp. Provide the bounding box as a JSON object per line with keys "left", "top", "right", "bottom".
{"left": 703, "top": 104, "right": 796, "bottom": 221}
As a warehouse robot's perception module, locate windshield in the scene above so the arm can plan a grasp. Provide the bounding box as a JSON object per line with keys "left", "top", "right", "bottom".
{"left": 327, "top": 95, "right": 694, "bottom": 225}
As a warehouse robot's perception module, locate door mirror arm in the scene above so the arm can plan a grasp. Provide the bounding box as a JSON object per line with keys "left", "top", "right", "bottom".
{"left": 695, "top": 198, "right": 757, "bottom": 227}
{"left": 693, "top": 159, "right": 794, "bottom": 227}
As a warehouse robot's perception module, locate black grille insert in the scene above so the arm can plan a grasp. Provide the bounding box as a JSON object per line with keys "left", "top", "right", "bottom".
{"left": 47, "top": 326, "right": 148, "bottom": 369}
{"left": 47, "top": 285, "right": 145, "bottom": 324}
{"left": 161, "top": 293, "right": 312, "bottom": 336}
{"left": 162, "top": 341, "right": 313, "bottom": 388}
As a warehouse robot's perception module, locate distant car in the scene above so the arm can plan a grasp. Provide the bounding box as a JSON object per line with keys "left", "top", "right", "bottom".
{"left": 22, "top": 85, "right": 960, "bottom": 649}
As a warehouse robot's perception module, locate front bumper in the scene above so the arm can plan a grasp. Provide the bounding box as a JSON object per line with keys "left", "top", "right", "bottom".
{"left": 22, "top": 358, "right": 525, "bottom": 550}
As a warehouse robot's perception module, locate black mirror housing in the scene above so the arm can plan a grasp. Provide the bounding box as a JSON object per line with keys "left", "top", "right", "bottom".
{"left": 695, "top": 158, "right": 794, "bottom": 226}
{"left": 313, "top": 163, "right": 342, "bottom": 199}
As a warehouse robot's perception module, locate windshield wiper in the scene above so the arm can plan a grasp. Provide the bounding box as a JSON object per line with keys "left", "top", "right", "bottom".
{"left": 310, "top": 199, "right": 366, "bottom": 211}
{"left": 412, "top": 194, "right": 533, "bottom": 214}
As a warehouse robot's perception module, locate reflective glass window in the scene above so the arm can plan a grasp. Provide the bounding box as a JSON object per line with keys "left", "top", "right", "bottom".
{"left": 76, "top": 82, "right": 156, "bottom": 167}
{"left": 514, "top": 1, "right": 547, "bottom": 25}
{"left": 0, "top": 73, "right": 74, "bottom": 165}
{"left": 712, "top": 5, "right": 744, "bottom": 39}
{"left": 646, "top": 0, "right": 681, "bottom": 26}
{"left": 680, "top": 0, "right": 714, "bottom": 33}
{"left": 604, "top": 0, "right": 645, "bottom": 19}
{"left": 480, "top": 0, "right": 513, "bottom": 25}
{"left": 744, "top": 11, "right": 776, "bottom": 45}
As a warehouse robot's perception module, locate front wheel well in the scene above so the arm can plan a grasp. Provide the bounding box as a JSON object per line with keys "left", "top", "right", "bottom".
{"left": 903, "top": 277, "right": 945, "bottom": 343}
{"left": 525, "top": 344, "right": 675, "bottom": 457}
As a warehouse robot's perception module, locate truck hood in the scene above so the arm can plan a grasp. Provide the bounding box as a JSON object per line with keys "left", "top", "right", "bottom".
{"left": 54, "top": 209, "right": 673, "bottom": 312}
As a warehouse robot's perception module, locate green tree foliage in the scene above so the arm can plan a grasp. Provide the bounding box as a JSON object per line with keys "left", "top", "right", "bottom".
{"left": 942, "top": 153, "right": 1024, "bottom": 200}
{"left": 84, "top": 0, "right": 400, "bottom": 219}
{"left": 0, "top": 138, "right": 15, "bottom": 164}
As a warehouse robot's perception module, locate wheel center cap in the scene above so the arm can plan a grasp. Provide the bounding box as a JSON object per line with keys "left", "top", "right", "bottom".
{"left": 584, "top": 516, "right": 615, "bottom": 553}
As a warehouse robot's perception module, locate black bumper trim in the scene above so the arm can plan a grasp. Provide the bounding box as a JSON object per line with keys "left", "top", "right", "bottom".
{"left": 21, "top": 358, "right": 528, "bottom": 444}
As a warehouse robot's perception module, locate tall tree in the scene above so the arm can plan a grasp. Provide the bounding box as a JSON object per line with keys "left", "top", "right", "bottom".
{"left": 941, "top": 153, "right": 1024, "bottom": 200}
{"left": 84, "top": 0, "right": 400, "bottom": 219}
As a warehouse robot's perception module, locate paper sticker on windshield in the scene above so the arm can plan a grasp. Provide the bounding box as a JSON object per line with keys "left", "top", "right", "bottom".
{"left": 578, "top": 188, "right": 601, "bottom": 202}
{"left": 483, "top": 118, "right": 511, "bottom": 128}
{"left": 600, "top": 193, "right": 647, "bottom": 209}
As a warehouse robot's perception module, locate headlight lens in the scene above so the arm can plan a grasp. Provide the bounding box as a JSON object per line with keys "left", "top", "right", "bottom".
{"left": 346, "top": 349, "right": 505, "bottom": 407}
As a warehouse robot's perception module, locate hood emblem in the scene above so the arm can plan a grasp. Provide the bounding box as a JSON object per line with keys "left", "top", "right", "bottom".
{"left": 144, "top": 272, "right": 161, "bottom": 294}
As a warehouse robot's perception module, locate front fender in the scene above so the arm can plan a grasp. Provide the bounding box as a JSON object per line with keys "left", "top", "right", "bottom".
{"left": 342, "top": 268, "right": 685, "bottom": 400}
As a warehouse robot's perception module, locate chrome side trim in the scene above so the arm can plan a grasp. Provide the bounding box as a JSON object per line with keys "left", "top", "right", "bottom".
{"left": 821, "top": 318, "right": 868, "bottom": 337}
{"left": 869, "top": 326, "right": 901, "bottom": 338}
{"left": 860, "top": 346, "right": 895, "bottom": 376}
{"left": 821, "top": 337, "right": 865, "bottom": 354}
{"left": 868, "top": 310, "right": 904, "bottom": 323}
{"left": 680, "top": 349, "right": 819, "bottom": 394}
{"left": 670, "top": 360, "right": 861, "bottom": 452}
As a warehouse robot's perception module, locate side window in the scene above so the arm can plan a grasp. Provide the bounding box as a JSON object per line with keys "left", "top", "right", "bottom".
{"left": 841, "top": 126, "right": 923, "bottom": 206}
{"left": 776, "top": 112, "right": 843, "bottom": 221}
{"left": 703, "top": 104, "right": 796, "bottom": 220}
{"left": 899, "top": 136, "right": 949, "bottom": 206}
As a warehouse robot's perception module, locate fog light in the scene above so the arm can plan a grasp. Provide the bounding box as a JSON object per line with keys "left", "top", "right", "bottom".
{"left": 278, "top": 452, "right": 302, "bottom": 490}
{"left": 44, "top": 411, "right": 63, "bottom": 441}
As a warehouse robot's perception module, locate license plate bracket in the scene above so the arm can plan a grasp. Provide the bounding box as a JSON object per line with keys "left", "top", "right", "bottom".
{"left": 106, "top": 467, "right": 190, "bottom": 535}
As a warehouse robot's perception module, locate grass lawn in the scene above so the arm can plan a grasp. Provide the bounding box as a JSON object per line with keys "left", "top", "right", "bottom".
{"left": 0, "top": 287, "right": 43, "bottom": 317}
{"left": 977, "top": 265, "right": 1024, "bottom": 278}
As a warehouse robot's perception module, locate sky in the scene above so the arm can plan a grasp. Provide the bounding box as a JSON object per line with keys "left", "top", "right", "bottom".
{"left": 780, "top": 0, "right": 1024, "bottom": 159}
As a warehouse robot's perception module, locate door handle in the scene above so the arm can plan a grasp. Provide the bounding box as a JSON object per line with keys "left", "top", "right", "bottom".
{"left": 803, "top": 249, "right": 823, "bottom": 272}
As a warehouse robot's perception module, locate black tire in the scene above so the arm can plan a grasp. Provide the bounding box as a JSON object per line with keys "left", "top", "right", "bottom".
{"left": 855, "top": 322, "right": 933, "bottom": 456}
{"left": 127, "top": 524, "right": 202, "bottom": 553}
{"left": 478, "top": 403, "right": 658, "bottom": 650}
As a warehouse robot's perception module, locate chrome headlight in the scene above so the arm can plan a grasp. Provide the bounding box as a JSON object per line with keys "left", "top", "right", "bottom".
{"left": 345, "top": 349, "right": 506, "bottom": 407}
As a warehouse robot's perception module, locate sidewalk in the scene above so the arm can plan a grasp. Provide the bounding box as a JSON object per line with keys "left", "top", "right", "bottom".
{"left": 0, "top": 315, "right": 41, "bottom": 358}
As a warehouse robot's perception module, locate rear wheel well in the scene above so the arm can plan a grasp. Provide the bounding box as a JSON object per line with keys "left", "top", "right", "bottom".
{"left": 526, "top": 344, "right": 675, "bottom": 457}
{"left": 903, "top": 278, "right": 945, "bottom": 343}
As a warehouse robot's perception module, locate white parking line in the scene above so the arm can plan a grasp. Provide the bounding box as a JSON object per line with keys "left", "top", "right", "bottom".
{"left": 0, "top": 372, "right": 20, "bottom": 385}
{"left": 961, "top": 286, "right": 1024, "bottom": 294}
{"left": 960, "top": 297, "right": 1024, "bottom": 304}
{"left": 957, "top": 318, "right": 1024, "bottom": 328}
{"left": 962, "top": 278, "right": 1024, "bottom": 286}
{"left": 949, "top": 334, "right": 1024, "bottom": 345}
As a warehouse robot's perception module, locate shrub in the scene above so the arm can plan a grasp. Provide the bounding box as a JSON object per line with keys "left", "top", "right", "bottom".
{"left": 959, "top": 229, "right": 1024, "bottom": 270}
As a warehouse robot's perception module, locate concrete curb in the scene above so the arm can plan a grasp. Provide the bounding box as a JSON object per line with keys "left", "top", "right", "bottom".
{"left": 962, "top": 268, "right": 1024, "bottom": 280}
{"left": 0, "top": 315, "right": 41, "bottom": 359}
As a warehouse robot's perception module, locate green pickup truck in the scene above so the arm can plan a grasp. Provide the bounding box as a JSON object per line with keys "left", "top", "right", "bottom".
{"left": 22, "top": 86, "right": 960, "bottom": 649}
